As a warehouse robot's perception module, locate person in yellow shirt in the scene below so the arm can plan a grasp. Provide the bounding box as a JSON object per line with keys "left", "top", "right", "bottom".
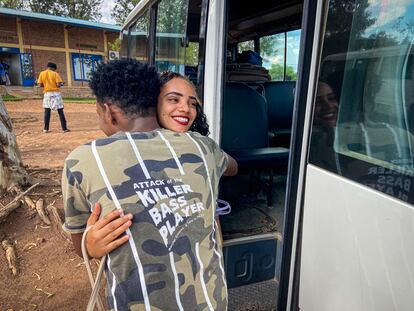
{"left": 37, "top": 62, "right": 70, "bottom": 133}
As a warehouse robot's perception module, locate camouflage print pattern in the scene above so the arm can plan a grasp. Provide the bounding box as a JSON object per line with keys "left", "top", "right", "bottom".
{"left": 62, "top": 129, "right": 229, "bottom": 311}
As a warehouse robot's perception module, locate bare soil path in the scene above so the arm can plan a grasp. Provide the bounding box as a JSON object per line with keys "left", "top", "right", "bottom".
{"left": 1, "top": 100, "right": 105, "bottom": 311}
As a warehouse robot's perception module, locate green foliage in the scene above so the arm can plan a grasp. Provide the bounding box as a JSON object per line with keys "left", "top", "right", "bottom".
{"left": 238, "top": 40, "right": 254, "bottom": 53}
{"left": 112, "top": 0, "right": 141, "bottom": 25}
{"left": 27, "top": 0, "right": 55, "bottom": 14}
{"left": 0, "top": 0, "right": 25, "bottom": 9}
{"left": 62, "top": 97, "right": 96, "bottom": 103}
{"left": 1, "top": 95, "right": 22, "bottom": 101}
{"left": 59, "top": 0, "right": 103, "bottom": 21}
{"left": 260, "top": 35, "right": 283, "bottom": 56}
{"left": 323, "top": 0, "right": 375, "bottom": 56}
{"left": 268, "top": 63, "right": 297, "bottom": 81}
{"left": 1, "top": 0, "right": 103, "bottom": 21}
{"left": 185, "top": 42, "right": 198, "bottom": 66}
{"left": 109, "top": 37, "right": 121, "bottom": 52}
{"left": 156, "top": 0, "right": 187, "bottom": 34}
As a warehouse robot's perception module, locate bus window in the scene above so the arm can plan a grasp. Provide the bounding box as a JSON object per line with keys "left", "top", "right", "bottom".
{"left": 184, "top": 42, "right": 199, "bottom": 84}
{"left": 286, "top": 29, "right": 300, "bottom": 80}
{"left": 260, "top": 30, "right": 301, "bottom": 81}
{"left": 309, "top": 0, "right": 414, "bottom": 204}
{"left": 120, "top": 29, "right": 129, "bottom": 59}
{"left": 155, "top": 0, "right": 189, "bottom": 74}
{"left": 129, "top": 10, "right": 150, "bottom": 62}
{"left": 238, "top": 40, "right": 254, "bottom": 53}
{"left": 260, "top": 33, "right": 285, "bottom": 81}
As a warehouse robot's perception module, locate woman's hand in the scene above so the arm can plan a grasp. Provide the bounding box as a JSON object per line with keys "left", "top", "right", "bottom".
{"left": 85, "top": 203, "right": 133, "bottom": 258}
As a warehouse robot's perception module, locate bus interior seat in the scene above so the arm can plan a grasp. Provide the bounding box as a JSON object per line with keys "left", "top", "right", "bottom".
{"left": 222, "top": 82, "right": 289, "bottom": 205}
{"left": 226, "top": 63, "right": 271, "bottom": 82}
{"left": 263, "top": 81, "right": 296, "bottom": 147}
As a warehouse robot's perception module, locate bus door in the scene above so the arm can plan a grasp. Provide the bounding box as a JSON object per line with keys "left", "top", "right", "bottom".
{"left": 289, "top": 0, "right": 414, "bottom": 310}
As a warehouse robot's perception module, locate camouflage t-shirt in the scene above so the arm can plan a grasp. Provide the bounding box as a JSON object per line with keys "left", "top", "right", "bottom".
{"left": 62, "top": 129, "right": 228, "bottom": 311}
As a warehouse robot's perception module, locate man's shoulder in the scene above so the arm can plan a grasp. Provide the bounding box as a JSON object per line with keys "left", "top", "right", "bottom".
{"left": 65, "top": 142, "right": 93, "bottom": 164}
{"left": 187, "top": 131, "right": 219, "bottom": 149}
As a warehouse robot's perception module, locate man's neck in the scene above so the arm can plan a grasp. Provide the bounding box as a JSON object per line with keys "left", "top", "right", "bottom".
{"left": 121, "top": 115, "right": 161, "bottom": 133}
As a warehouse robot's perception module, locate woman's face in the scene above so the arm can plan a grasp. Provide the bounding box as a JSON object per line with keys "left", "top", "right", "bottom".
{"left": 157, "top": 77, "right": 198, "bottom": 132}
{"left": 315, "top": 82, "right": 339, "bottom": 128}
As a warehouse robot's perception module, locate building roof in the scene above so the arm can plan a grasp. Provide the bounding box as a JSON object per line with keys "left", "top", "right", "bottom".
{"left": 0, "top": 7, "right": 121, "bottom": 32}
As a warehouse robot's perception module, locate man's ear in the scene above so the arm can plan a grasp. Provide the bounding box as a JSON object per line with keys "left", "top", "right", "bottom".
{"left": 103, "top": 103, "right": 118, "bottom": 126}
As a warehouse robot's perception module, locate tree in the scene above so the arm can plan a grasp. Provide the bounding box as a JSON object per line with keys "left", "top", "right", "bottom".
{"left": 58, "top": 0, "right": 103, "bottom": 21}
{"left": 0, "top": 96, "right": 30, "bottom": 193}
{"left": 0, "top": 0, "right": 25, "bottom": 9}
{"left": 185, "top": 42, "right": 198, "bottom": 66}
{"left": 268, "top": 63, "right": 297, "bottom": 81}
{"left": 27, "top": 0, "right": 56, "bottom": 14}
{"left": 322, "top": 0, "right": 375, "bottom": 57}
{"left": 112, "top": 0, "right": 141, "bottom": 25}
{"left": 2, "top": 0, "right": 103, "bottom": 21}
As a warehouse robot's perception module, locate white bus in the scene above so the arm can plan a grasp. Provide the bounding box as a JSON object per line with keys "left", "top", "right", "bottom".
{"left": 121, "top": 1, "right": 414, "bottom": 310}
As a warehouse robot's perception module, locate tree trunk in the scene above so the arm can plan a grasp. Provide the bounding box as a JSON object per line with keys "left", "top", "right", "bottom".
{"left": 0, "top": 96, "right": 30, "bottom": 193}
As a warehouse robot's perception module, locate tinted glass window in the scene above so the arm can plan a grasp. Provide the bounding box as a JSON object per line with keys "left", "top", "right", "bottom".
{"left": 155, "top": 0, "right": 189, "bottom": 73}
{"left": 309, "top": 0, "right": 414, "bottom": 203}
{"left": 128, "top": 11, "right": 150, "bottom": 62}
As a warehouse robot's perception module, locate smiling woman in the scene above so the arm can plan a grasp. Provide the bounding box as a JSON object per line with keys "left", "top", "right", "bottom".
{"left": 157, "top": 71, "right": 207, "bottom": 134}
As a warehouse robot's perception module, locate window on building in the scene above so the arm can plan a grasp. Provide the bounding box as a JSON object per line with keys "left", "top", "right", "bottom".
{"left": 72, "top": 53, "right": 102, "bottom": 81}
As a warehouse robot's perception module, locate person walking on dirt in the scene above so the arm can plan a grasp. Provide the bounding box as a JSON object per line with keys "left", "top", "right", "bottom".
{"left": 37, "top": 62, "right": 70, "bottom": 133}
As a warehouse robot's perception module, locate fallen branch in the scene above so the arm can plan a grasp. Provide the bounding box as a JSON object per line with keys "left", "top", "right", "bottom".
{"left": 5, "top": 182, "right": 40, "bottom": 209}
{"left": 46, "top": 204, "right": 71, "bottom": 241}
{"left": 35, "top": 285, "right": 54, "bottom": 298}
{"left": 2, "top": 239, "right": 18, "bottom": 276}
{"left": 35, "top": 199, "right": 51, "bottom": 225}
{"left": 24, "top": 195, "right": 36, "bottom": 209}
{"left": 0, "top": 200, "right": 21, "bottom": 223}
{"left": 23, "top": 242, "right": 37, "bottom": 251}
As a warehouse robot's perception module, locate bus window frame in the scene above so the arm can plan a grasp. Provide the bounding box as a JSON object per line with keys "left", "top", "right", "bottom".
{"left": 195, "top": 0, "right": 209, "bottom": 100}
{"left": 279, "top": 0, "right": 328, "bottom": 310}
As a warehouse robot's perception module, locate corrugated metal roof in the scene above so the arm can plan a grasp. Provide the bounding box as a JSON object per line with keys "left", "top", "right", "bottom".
{"left": 0, "top": 7, "right": 121, "bottom": 32}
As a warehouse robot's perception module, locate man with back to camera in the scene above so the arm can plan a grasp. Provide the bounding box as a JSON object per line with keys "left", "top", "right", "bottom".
{"left": 62, "top": 59, "right": 237, "bottom": 310}
{"left": 37, "top": 62, "right": 70, "bottom": 133}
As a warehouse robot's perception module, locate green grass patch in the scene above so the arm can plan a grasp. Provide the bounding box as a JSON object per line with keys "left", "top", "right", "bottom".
{"left": 1, "top": 94, "right": 22, "bottom": 101}
{"left": 62, "top": 97, "right": 96, "bottom": 103}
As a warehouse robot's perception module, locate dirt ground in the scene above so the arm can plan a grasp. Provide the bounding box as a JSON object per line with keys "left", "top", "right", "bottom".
{"left": 1, "top": 100, "right": 106, "bottom": 311}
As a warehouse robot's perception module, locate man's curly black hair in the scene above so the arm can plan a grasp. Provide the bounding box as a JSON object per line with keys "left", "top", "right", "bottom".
{"left": 159, "top": 71, "right": 210, "bottom": 136}
{"left": 89, "top": 59, "right": 160, "bottom": 117}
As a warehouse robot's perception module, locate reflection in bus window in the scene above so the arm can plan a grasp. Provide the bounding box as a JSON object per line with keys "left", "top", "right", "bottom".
{"left": 155, "top": 0, "right": 189, "bottom": 74}
{"left": 309, "top": 0, "right": 414, "bottom": 203}
{"left": 129, "top": 11, "right": 150, "bottom": 62}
